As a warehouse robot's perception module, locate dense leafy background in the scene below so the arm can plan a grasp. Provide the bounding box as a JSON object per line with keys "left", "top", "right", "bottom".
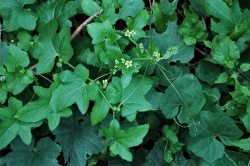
{"left": 1, "top": 0, "right": 250, "bottom": 165}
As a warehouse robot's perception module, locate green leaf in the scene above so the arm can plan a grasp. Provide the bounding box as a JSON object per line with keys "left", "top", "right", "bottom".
{"left": 145, "top": 89, "right": 164, "bottom": 110}
{"left": 87, "top": 20, "right": 120, "bottom": 45}
{"left": 240, "top": 63, "right": 250, "bottom": 72}
{"left": 211, "top": 35, "right": 240, "bottom": 68}
{"left": 91, "top": 93, "right": 110, "bottom": 125}
{"left": 125, "top": 10, "right": 149, "bottom": 41}
{"left": 0, "top": 0, "right": 38, "bottom": 32}
{"left": 147, "top": 22, "right": 194, "bottom": 63}
{"left": 231, "top": 138, "right": 250, "bottom": 151}
{"left": 196, "top": 60, "right": 221, "bottom": 86}
{"left": 4, "top": 44, "right": 29, "bottom": 73}
{"left": 50, "top": 64, "right": 96, "bottom": 115}
{"left": 36, "top": 0, "right": 78, "bottom": 31}
{"left": 206, "top": 0, "right": 250, "bottom": 35}
{"left": 53, "top": 113, "right": 106, "bottom": 166}
{"left": 113, "top": 75, "right": 154, "bottom": 121}
{"left": 242, "top": 102, "right": 250, "bottom": 133}
{"left": 189, "top": 0, "right": 209, "bottom": 18}
{"left": 4, "top": 72, "right": 29, "bottom": 95}
{"left": 103, "top": 119, "right": 149, "bottom": 161}
{"left": 160, "top": 0, "right": 179, "bottom": 15}
{"left": 29, "top": 20, "right": 73, "bottom": 74}
{"left": 118, "top": 0, "right": 145, "bottom": 20}
{"left": 0, "top": 97, "right": 42, "bottom": 150}
{"left": 188, "top": 137, "right": 225, "bottom": 163}
{"left": 95, "top": 4, "right": 119, "bottom": 25}
{"left": 142, "top": 138, "right": 166, "bottom": 166}
{"left": 190, "top": 111, "right": 243, "bottom": 144}
{"left": 178, "top": 13, "right": 208, "bottom": 45}
{"left": 81, "top": 0, "right": 102, "bottom": 16}
{"left": 15, "top": 79, "right": 72, "bottom": 131}
{"left": 0, "top": 137, "right": 61, "bottom": 166}
{"left": 17, "top": 31, "right": 33, "bottom": 51}
{"left": 160, "top": 74, "right": 205, "bottom": 124}
{"left": 215, "top": 72, "right": 230, "bottom": 84}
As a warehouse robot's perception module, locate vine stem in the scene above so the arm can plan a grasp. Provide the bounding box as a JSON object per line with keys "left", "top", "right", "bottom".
{"left": 70, "top": 9, "right": 104, "bottom": 42}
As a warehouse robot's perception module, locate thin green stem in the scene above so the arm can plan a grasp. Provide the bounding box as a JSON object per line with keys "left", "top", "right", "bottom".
{"left": 67, "top": 63, "right": 76, "bottom": 70}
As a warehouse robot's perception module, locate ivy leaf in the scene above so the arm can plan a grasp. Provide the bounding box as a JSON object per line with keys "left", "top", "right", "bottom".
{"left": 53, "top": 113, "right": 106, "bottom": 166}
{"left": 112, "top": 75, "right": 154, "bottom": 121}
{"left": 188, "top": 111, "right": 243, "bottom": 163}
{"left": 87, "top": 20, "right": 120, "bottom": 45}
{"left": 91, "top": 93, "right": 110, "bottom": 125}
{"left": 102, "top": 119, "right": 149, "bottom": 161}
{"left": 196, "top": 60, "right": 221, "bottom": 86}
{"left": 126, "top": 10, "right": 149, "bottom": 41}
{"left": 118, "top": 0, "right": 145, "bottom": 20}
{"left": 81, "top": 0, "right": 102, "bottom": 16}
{"left": 17, "top": 31, "right": 33, "bottom": 51}
{"left": 4, "top": 44, "right": 29, "bottom": 73}
{"left": 95, "top": 4, "right": 119, "bottom": 25}
{"left": 36, "top": 0, "right": 78, "bottom": 31}
{"left": 0, "top": 137, "right": 61, "bottom": 166}
{"left": 178, "top": 13, "right": 208, "bottom": 45}
{"left": 15, "top": 75, "right": 72, "bottom": 131}
{"left": 142, "top": 138, "right": 166, "bottom": 166}
{"left": 147, "top": 22, "right": 194, "bottom": 63}
{"left": 29, "top": 20, "right": 73, "bottom": 74}
{"left": 160, "top": 0, "right": 179, "bottom": 15}
{"left": 211, "top": 35, "right": 240, "bottom": 68}
{"left": 0, "top": 97, "right": 42, "bottom": 150}
{"left": 160, "top": 74, "right": 205, "bottom": 124}
{"left": 231, "top": 138, "right": 250, "bottom": 151}
{"left": 0, "top": 0, "right": 38, "bottom": 32}
{"left": 50, "top": 64, "right": 98, "bottom": 115}
{"left": 188, "top": 137, "right": 225, "bottom": 163}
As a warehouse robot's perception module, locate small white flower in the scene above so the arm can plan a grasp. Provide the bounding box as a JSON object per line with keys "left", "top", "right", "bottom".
{"left": 112, "top": 69, "right": 117, "bottom": 74}
{"left": 115, "top": 59, "right": 119, "bottom": 64}
{"left": 130, "top": 30, "right": 136, "bottom": 37}
{"left": 102, "top": 79, "right": 108, "bottom": 89}
{"left": 125, "top": 60, "right": 132, "bottom": 68}
{"left": 124, "top": 30, "right": 131, "bottom": 37}
{"left": 30, "top": 41, "right": 34, "bottom": 45}
{"left": 153, "top": 51, "right": 160, "bottom": 59}
{"left": 140, "top": 49, "right": 144, "bottom": 53}
{"left": 121, "top": 58, "right": 125, "bottom": 63}
{"left": 139, "top": 43, "right": 144, "bottom": 49}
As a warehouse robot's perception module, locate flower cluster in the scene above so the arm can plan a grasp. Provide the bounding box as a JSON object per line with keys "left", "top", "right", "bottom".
{"left": 124, "top": 30, "right": 136, "bottom": 37}
{"left": 150, "top": 51, "right": 161, "bottom": 63}
{"left": 139, "top": 43, "right": 144, "bottom": 53}
{"left": 113, "top": 58, "right": 134, "bottom": 73}
{"left": 102, "top": 79, "right": 108, "bottom": 89}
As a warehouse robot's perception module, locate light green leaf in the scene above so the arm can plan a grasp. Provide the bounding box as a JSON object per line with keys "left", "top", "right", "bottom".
{"left": 36, "top": 0, "right": 78, "bottom": 31}
{"left": 240, "top": 63, "right": 250, "bottom": 72}
{"left": 50, "top": 64, "right": 95, "bottom": 115}
{"left": 87, "top": 20, "right": 120, "bottom": 45}
{"left": 126, "top": 10, "right": 149, "bottom": 41}
{"left": 0, "top": 137, "right": 61, "bottom": 166}
{"left": 160, "top": 0, "right": 179, "bottom": 15}
{"left": 103, "top": 119, "right": 149, "bottom": 161}
{"left": 118, "top": 0, "right": 144, "bottom": 20}
{"left": 53, "top": 113, "right": 106, "bottom": 166}
{"left": 160, "top": 74, "right": 205, "bottom": 124}
{"left": 95, "top": 4, "right": 119, "bottom": 25}
{"left": 188, "top": 137, "right": 225, "bottom": 163}
{"left": 113, "top": 75, "right": 154, "bottom": 121}
{"left": 29, "top": 20, "right": 73, "bottom": 74}
{"left": 178, "top": 13, "right": 208, "bottom": 45}
{"left": 17, "top": 31, "right": 32, "bottom": 51}
{"left": 231, "top": 138, "right": 250, "bottom": 151}
{"left": 81, "top": 0, "right": 101, "bottom": 16}
{"left": 211, "top": 35, "right": 240, "bottom": 68}
{"left": 0, "top": 97, "right": 42, "bottom": 150}
{"left": 4, "top": 72, "right": 28, "bottom": 95}
{"left": 4, "top": 44, "right": 29, "bottom": 73}
{"left": 242, "top": 102, "right": 250, "bottom": 133}
{"left": 0, "top": 0, "right": 38, "bottom": 31}
{"left": 91, "top": 93, "right": 110, "bottom": 125}
{"left": 15, "top": 81, "right": 72, "bottom": 131}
